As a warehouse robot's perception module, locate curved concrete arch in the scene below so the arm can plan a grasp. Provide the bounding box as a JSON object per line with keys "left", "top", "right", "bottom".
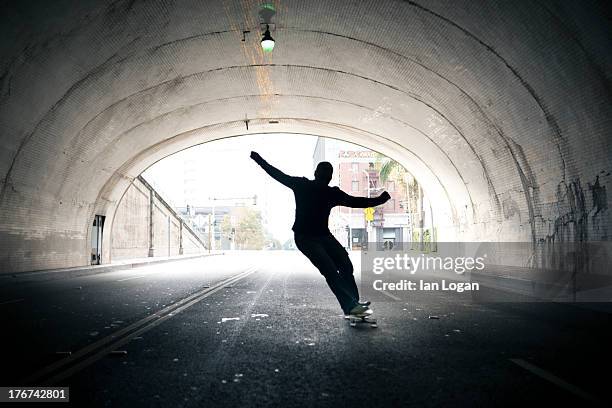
{"left": 111, "top": 94, "right": 482, "bottom": 211}
{"left": 0, "top": 0, "right": 610, "bottom": 273}
{"left": 98, "top": 123, "right": 462, "bottom": 264}
{"left": 71, "top": 87, "right": 480, "bottom": 211}
{"left": 78, "top": 93, "right": 483, "bottom": 223}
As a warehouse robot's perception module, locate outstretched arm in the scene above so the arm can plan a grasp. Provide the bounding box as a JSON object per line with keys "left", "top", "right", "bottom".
{"left": 250, "top": 151, "right": 297, "bottom": 188}
{"left": 335, "top": 190, "right": 391, "bottom": 208}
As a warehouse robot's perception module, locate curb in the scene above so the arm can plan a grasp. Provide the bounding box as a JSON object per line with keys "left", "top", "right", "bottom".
{"left": 0, "top": 252, "right": 224, "bottom": 285}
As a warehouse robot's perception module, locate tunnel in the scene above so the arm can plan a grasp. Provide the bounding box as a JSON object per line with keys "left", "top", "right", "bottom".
{"left": 1, "top": 0, "right": 609, "bottom": 273}
{"left": 1, "top": 1, "right": 611, "bottom": 406}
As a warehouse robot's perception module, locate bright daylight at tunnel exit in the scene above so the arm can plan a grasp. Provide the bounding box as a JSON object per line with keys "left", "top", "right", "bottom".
{"left": 0, "top": 1, "right": 611, "bottom": 407}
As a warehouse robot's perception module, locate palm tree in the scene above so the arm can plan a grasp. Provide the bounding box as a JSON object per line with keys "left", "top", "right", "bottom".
{"left": 375, "top": 153, "right": 408, "bottom": 190}
{"left": 375, "top": 153, "right": 424, "bottom": 226}
{"left": 377, "top": 155, "right": 401, "bottom": 184}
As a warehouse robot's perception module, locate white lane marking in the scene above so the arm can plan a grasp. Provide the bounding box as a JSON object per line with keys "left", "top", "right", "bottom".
{"left": 0, "top": 298, "right": 25, "bottom": 306}
{"left": 116, "top": 275, "right": 146, "bottom": 282}
{"left": 380, "top": 290, "right": 401, "bottom": 301}
{"left": 510, "top": 358, "right": 602, "bottom": 405}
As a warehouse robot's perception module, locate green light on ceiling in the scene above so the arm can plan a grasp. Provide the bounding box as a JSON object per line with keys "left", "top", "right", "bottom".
{"left": 261, "top": 39, "right": 275, "bottom": 52}
{"left": 261, "top": 25, "right": 275, "bottom": 52}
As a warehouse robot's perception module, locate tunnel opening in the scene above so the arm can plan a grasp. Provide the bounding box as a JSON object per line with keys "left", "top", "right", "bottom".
{"left": 108, "top": 133, "right": 440, "bottom": 263}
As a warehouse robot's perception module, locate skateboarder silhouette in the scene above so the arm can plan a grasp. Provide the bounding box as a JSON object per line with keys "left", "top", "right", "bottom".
{"left": 250, "top": 151, "right": 390, "bottom": 317}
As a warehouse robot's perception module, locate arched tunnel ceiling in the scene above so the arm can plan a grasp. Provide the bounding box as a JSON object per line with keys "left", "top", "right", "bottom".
{"left": 0, "top": 0, "right": 610, "bottom": 272}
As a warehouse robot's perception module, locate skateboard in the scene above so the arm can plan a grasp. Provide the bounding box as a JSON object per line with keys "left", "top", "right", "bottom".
{"left": 348, "top": 314, "right": 378, "bottom": 328}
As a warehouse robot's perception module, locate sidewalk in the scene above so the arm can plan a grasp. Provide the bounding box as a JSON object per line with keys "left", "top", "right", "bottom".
{"left": 0, "top": 252, "right": 224, "bottom": 285}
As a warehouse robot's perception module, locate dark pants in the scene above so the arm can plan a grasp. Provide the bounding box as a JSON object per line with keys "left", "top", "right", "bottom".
{"left": 294, "top": 232, "right": 360, "bottom": 314}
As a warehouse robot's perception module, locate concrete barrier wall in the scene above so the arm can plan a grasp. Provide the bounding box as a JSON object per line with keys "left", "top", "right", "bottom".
{"left": 111, "top": 179, "right": 150, "bottom": 260}
{"left": 111, "top": 176, "right": 205, "bottom": 261}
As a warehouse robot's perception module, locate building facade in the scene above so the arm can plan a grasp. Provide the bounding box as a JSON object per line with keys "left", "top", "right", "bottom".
{"left": 313, "top": 138, "right": 435, "bottom": 250}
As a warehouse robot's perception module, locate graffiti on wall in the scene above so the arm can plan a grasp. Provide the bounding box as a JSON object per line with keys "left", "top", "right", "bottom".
{"left": 541, "top": 172, "right": 609, "bottom": 243}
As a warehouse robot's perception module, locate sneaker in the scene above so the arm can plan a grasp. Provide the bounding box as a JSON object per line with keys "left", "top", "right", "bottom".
{"left": 348, "top": 304, "right": 372, "bottom": 317}
{"left": 359, "top": 300, "right": 371, "bottom": 306}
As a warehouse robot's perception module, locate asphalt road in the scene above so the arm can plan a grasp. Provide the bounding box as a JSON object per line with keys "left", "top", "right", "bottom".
{"left": 1, "top": 251, "right": 611, "bottom": 407}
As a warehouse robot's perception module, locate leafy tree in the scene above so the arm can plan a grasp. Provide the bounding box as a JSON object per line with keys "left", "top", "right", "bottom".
{"left": 376, "top": 154, "right": 406, "bottom": 186}
{"left": 220, "top": 207, "right": 266, "bottom": 250}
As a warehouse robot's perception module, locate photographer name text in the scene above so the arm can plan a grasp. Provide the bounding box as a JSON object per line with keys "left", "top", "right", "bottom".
{"left": 373, "top": 279, "right": 479, "bottom": 293}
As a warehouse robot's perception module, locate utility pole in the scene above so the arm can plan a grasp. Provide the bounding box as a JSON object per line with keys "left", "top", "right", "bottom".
{"left": 208, "top": 213, "right": 212, "bottom": 254}
{"left": 348, "top": 207, "right": 352, "bottom": 250}
{"left": 148, "top": 189, "right": 155, "bottom": 257}
{"left": 211, "top": 204, "right": 216, "bottom": 251}
{"left": 363, "top": 169, "right": 372, "bottom": 239}
{"left": 363, "top": 169, "right": 371, "bottom": 198}
{"left": 179, "top": 220, "right": 184, "bottom": 255}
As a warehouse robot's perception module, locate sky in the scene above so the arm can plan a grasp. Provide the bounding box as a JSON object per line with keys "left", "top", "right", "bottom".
{"left": 143, "top": 134, "right": 363, "bottom": 243}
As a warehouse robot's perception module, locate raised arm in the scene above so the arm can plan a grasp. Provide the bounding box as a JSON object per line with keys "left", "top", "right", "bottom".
{"left": 335, "top": 189, "right": 391, "bottom": 208}
{"left": 250, "top": 151, "right": 297, "bottom": 188}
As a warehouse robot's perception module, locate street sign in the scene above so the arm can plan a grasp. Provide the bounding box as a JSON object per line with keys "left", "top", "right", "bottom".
{"left": 364, "top": 207, "right": 375, "bottom": 221}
